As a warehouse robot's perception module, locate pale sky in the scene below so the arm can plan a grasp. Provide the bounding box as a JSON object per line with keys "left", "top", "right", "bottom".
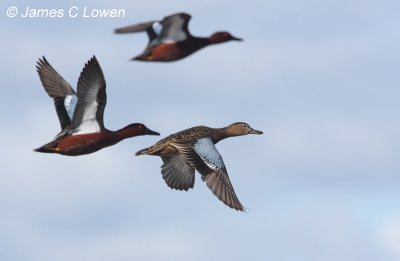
{"left": 1, "top": 0, "right": 400, "bottom": 260}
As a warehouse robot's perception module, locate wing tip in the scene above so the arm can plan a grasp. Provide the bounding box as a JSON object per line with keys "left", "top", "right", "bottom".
{"left": 232, "top": 203, "right": 246, "bottom": 212}
{"left": 203, "top": 171, "right": 246, "bottom": 212}
{"left": 167, "top": 12, "right": 191, "bottom": 20}
{"left": 78, "top": 55, "right": 105, "bottom": 86}
{"left": 88, "top": 55, "right": 99, "bottom": 66}
{"left": 36, "top": 55, "right": 49, "bottom": 72}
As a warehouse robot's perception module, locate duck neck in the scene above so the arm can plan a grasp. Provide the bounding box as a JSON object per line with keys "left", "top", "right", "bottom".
{"left": 180, "top": 37, "right": 210, "bottom": 50}
{"left": 176, "top": 38, "right": 210, "bottom": 58}
{"left": 114, "top": 126, "right": 144, "bottom": 140}
{"left": 193, "top": 36, "right": 212, "bottom": 44}
{"left": 212, "top": 127, "right": 231, "bottom": 144}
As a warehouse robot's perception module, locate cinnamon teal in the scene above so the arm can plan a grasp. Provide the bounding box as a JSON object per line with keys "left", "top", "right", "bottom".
{"left": 115, "top": 12, "right": 242, "bottom": 62}
{"left": 135, "top": 122, "right": 263, "bottom": 211}
{"left": 34, "top": 56, "right": 160, "bottom": 156}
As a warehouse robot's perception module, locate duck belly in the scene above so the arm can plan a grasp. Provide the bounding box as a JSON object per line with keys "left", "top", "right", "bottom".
{"left": 56, "top": 133, "right": 117, "bottom": 156}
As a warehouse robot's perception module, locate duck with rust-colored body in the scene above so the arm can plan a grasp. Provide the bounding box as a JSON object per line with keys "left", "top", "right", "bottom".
{"left": 115, "top": 12, "right": 242, "bottom": 62}
{"left": 136, "top": 122, "right": 263, "bottom": 211}
{"left": 34, "top": 56, "right": 159, "bottom": 156}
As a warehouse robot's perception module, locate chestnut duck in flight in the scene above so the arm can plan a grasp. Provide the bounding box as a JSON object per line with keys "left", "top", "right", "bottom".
{"left": 34, "top": 56, "right": 159, "bottom": 156}
{"left": 115, "top": 12, "right": 242, "bottom": 62}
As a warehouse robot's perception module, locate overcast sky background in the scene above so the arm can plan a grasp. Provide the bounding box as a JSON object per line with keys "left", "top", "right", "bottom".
{"left": 1, "top": 0, "right": 400, "bottom": 260}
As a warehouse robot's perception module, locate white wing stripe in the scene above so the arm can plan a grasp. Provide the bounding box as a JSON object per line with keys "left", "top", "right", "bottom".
{"left": 64, "top": 95, "right": 77, "bottom": 120}
{"left": 72, "top": 101, "right": 100, "bottom": 135}
{"left": 152, "top": 22, "right": 163, "bottom": 35}
{"left": 161, "top": 17, "right": 188, "bottom": 43}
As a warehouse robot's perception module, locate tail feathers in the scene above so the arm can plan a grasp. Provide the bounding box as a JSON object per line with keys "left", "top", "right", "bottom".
{"left": 135, "top": 147, "right": 150, "bottom": 156}
{"left": 131, "top": 49, "right": 153, "bottom": 61}
{"left": 131, "top": 54, "right": 147, "bottom": 61}
{"left": 34, "top": 142, "right": 59, "bottom": 153}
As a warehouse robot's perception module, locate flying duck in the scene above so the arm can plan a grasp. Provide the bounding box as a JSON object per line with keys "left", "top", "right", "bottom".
{"left": 34, "top": 56, "right": 159, "bottom": 156}
{"left": 115, "top": 12, "right": 242, "bottom": 62}
{"left": 135, "top": 122, "right": 263, "bottom": 211}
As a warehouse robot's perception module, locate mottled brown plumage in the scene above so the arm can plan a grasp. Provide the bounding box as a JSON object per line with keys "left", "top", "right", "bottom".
{"left": 136, "top": 122, "right": 263, "bottom": 211}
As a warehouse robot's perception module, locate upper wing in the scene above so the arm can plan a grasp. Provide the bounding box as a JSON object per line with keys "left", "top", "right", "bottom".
{"left": 71, "top": 56, "right": 106, "bottom": 135}
{"left": 171, "top": 138, "right": 244, "bottom": 211}
{"left": 159, "top": 13, "right": 192, "bottom": 43}
{"left": 36, "top": 56, "right": 77, "bottom": 130}
{"left": 115, "top": 20, "right": 160, "bottom": 45}
{"left": 161, "top": 154, "right": 195, "bottom": 191}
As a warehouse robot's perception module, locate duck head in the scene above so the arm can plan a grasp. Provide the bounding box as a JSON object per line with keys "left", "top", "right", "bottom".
{"left": 118, "top": 123, "right": 160, "bottom": 138}
{"left": 225, "top": 122, "right": 263, "bottom": 136}
{"left": 209, "top": 32, "right": 243, "bottom": 44}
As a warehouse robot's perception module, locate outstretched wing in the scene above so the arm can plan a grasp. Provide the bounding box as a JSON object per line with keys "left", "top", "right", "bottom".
{"left": 161, "top": 154, "right": 195, "bottom": 191}
{"left": 71, "top": 56, "right": 106, "bottom": 135}
{"left": 171, "top": 138, "right": 244, "bottom": 211}
{"left": 36, "top": 56, "right": 77, "bottom": 130}
{"left": 115, "top": 20, "right": 160, "bottom": 45}
{"left": 200, "top": 168, "right": 244, "bottom": 211}
{"left": 159, "top": 13, "right": 192, "bottom": 43}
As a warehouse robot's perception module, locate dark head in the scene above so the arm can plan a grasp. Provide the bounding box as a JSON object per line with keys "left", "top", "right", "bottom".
{"left": 118, "top": 123, "right": 160, "bottom": 138}
{"left": 209, "top": 32, "right": 243, "bottom": 44}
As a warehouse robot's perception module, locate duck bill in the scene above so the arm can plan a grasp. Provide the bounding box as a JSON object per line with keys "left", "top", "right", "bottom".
{"left": 232, "top": 35, "right": 243, "bottom": 41}
{"left": 146, "top": 128, "right": 160, "bottom": 136}
{"left": 249, "top": 129, "right": 263, "bottom": 135}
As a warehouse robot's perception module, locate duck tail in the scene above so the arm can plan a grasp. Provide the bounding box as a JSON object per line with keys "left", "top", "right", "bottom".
{"left": 131, "top": 55, "right": 147, "bottom": 61}
{"left": 135, "top": 147, "right": 150, "bottom": 156}
{"left": 34, "top": 146, "right": 57, "bottom": 153}
{"left": 34, "top": 141, "right": 58, "bottom": 153}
